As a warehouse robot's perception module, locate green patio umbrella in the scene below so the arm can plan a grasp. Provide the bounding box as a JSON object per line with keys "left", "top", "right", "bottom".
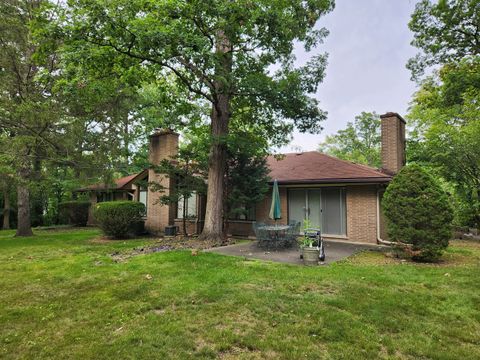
{"left": 269, "top": 179, "right": 282, "bottom": 221}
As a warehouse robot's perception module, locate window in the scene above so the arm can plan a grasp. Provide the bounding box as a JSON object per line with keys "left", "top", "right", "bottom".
{"left": 97, "top": 192, "right": 113, "bottom": 203}
{"left": 228, "top": 204, "right": 256, "bottom": 221}
{"left": 139, "top": 188, "right": 148, "bottom": 211}
{"left": 321, "top": 188, "right": 346, "bottom": 235}
{"left": 177, "top": 193, "right": 197, "bottom": 219}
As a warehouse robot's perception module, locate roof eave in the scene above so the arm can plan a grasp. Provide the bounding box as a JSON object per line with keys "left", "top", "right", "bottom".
{"left": 270, "top": 177, "right": 392, "bottom": 185}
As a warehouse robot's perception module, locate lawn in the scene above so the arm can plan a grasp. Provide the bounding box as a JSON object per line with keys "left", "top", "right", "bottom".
{"left": 0, "top": 228, "right": 479, "bottom": 359}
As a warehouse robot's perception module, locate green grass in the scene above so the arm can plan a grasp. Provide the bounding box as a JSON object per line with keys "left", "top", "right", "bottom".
{"left": 0, "top": 228, "right": 479, "bottom": 359}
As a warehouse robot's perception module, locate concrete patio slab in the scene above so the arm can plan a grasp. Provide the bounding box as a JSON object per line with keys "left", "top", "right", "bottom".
{"left": 205, "top": 240, "right": 383, "bottom": 265}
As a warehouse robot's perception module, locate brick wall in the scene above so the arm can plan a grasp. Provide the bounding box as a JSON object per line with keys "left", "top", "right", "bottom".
{"left": 227, "top": 221, "right": 255, "bottom": 237}
{"left": 145, "top": 130, "right": 179, "bottom": 234}
{"left": 381, "top": 112, "right": 406, "bottom": 174}
{"left": 346, "top": 185, "right": 378, "bottom": 243}
{"left": 173, "top": 219, "right": 199, "bottom": 236}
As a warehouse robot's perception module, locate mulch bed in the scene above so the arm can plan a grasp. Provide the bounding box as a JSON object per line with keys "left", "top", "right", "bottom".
{"left": 109, "top": 236, "right": 238, "bottom": 262}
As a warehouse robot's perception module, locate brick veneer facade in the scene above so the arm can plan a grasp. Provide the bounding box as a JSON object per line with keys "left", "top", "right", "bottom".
{"left": 380, "top": 112, "right": 406, "bottom": 174}
{"left": 346, "top": 185, "right": 379, "bottom": 243}
{"left": 228, "top": 185, "right": 382, "bottom": 243}
{"left": 145, "top": 129, "right": 179, "bottom": 234}
{"left": 98, "top": 111, "right": 406, "bottom": 243}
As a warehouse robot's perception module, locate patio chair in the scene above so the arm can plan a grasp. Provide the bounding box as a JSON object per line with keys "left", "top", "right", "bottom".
{"left": 253, "top": 222, "right": 270, "bottom": 249}
{"left": 286, "top": 221, "right": 301, "bottom": 248}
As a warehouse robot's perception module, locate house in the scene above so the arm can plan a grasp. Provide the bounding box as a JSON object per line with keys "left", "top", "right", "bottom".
{"left": 81, "top": 112, "right": 405, "bottom": 244}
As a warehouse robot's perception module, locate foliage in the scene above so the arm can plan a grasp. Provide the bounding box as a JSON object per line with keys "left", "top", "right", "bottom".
{"left": 318, "top": 112, "right": 381, "bottom": 167}
{"left": 382, "top": 164, "right": 453, "bottom": 262}
{"left": 224, "top": 130, "right": 270, "bottom": 224}
{"left": 93, "top": 201, "right": 145, "bottom": 238}
{"left": 55, "top": 0, "right": 335, "bottom": 240}
{"left": 408, "top": 0, "right": 480, "bottom": 80}
{"left": 298, "top": 219, "right": 317, "bottom": 248}
{"left": 0, "top": 0, "right": 151, "bottom": 235}
{"left": 408, "top": 59, "right": 480, "bottom": 227}
{"left": 58, "top": 201, "right": 90, "bottom": 226}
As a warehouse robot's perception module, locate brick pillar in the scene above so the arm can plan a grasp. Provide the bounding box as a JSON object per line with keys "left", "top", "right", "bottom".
{"left": 380, "top": 112, "right": 406, "bottom": 175}
{"left": 145, "top": 129, "right": 179, "bottom": 234}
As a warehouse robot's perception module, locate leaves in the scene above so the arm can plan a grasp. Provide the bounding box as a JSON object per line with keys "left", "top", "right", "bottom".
{"left": 408, "top": 59, "right": 480, "bottom": 227}
{"left": 382, "top": 164, "right": 453, "bottom": 262}
{"left": 408, "top": 0, "right": 480, "bottom": 80}
{"left": 318, "top": 112, "right": 381, "bottom": 167}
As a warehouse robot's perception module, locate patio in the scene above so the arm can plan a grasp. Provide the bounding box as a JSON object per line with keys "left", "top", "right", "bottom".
{"left": 206, "top": 239, "right": 383, "bottom": 265}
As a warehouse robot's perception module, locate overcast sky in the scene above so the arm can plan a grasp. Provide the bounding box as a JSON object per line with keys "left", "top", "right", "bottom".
{"left": 278, "top": 0, "right": 419, "bottom": 153}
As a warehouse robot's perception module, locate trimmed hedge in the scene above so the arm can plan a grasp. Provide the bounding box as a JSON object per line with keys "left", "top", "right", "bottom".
{"left": 93, "top": 201, "right": 146, "bottom": 238}
{"left": 382, "top": 164, "right": 453, "bottom": 262}
{"left": 58, "top": 201, "right": 91, "bottom": 227}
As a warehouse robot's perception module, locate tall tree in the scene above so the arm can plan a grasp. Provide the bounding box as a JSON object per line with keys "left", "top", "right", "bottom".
{"left": 318, "top": 112, "right": 381, "bottom": 167}
{"left": 408, "top": 0, "right": 480, "bottom": 80}
{"left": 407, "top": 0, "right": 480, "bottom": 227}
{"left": 0, "top": 0, "right": 148, "bottom": 235}
{"left": 57, "top": 0, "right": 334, "bottom": 241}
{"left": 408, "top": 59, "right": 480, "bottom": 227}
{"left": 0, "top": 0, "right": 60, "bottom": 236}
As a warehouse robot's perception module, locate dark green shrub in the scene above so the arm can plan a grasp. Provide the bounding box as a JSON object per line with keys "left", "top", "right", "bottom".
{"left": 93, "top": 201, "right": 145, "bottom": 238}
{"left": 58, "top": 201, "right": 91, "bottom": 226}
{"left": 382, "top": 164, "right": 453, "bottom": 262}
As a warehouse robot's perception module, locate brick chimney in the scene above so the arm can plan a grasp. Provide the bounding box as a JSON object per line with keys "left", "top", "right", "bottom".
{"left": 380, "top": 112, "right": 406, "bottom": 175}
{"left": 145, "top": 129, "right": 179, "bottom": 234}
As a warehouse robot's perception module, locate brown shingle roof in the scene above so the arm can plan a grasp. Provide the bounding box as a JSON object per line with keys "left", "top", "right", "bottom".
{"left": 77, "top": 170, "right": 148, "bottom": 192}
{"left": 267, "top": 152, "right": 391, "bottom": 184}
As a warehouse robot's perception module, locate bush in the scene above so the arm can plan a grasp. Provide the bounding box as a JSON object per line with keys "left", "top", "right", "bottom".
{"left": 93, "top": 201, "right": 145, "bottom": 238}
{"left": 382, "top": 164, "right": 453, "bottom": 262}
{"left": 58, "top": 201, "right": 91, "bottom": 227}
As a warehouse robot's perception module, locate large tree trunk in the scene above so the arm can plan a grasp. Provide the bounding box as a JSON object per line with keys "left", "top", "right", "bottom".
{"left": 16, "top": 183, "right": 33, "bottom": 236}
{"left": 2, "top": 187, "right": 10, "bottom": 230}
{"left": 200, "top": 99, "right": 230, "bottom": 242}
{"left": 199, "top": 30, "right": 232, "bottom": 243}
{"left": 16, "top": 167, "right": 33, "bottom": 237}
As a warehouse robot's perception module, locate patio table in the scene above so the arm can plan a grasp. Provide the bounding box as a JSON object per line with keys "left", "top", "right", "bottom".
{"left": 256, "top": 224, "right": 297, "bottom": 249}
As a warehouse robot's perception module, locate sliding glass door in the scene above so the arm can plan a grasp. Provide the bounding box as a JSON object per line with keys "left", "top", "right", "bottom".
{"left": 288, "top": 188, "right": 346, "bottom": 236}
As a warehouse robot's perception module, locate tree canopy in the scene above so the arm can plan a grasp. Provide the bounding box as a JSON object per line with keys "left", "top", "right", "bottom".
{"left": 318, "top": 112, "right": 381, "bottom": 167}
{"left": 408, "top": 0, "right": 480, "bottom": 80}
{"left": 54, "top": 0, "right": 335, "bottom": 241}
{"left": 408, "top": 59, "right": 480, "bottom": 227}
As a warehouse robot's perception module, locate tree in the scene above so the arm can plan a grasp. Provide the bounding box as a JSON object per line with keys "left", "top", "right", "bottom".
{"left": 0, "top": 0, "right": 60, "bottom": 236}
{"left": 407, "top": 0, "right": 480, "bottom": 227}
{"left": 408, "top": 0, "right": 480, "bottom": 80}
{"left": 224, "top": 130, "right": 270, "bottom": 235}
{"left": 382, "top": 164, "right": 453, "bottom": 262}
{"left": 57, "top": 0, "right": 334, "bottom": 241}
{"left": 408, "top": 59, "right": 480, "bottom": 227}
{"left": 318, "top": 112, "right": 381, "bottom": 167}
{"left": 0, "top": 174, "right": 14, "bottom": 230}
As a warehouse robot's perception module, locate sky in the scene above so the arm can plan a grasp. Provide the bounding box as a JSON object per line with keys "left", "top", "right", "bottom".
{"left": 279, "top": 0, "right": 419, "bottom": 153}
